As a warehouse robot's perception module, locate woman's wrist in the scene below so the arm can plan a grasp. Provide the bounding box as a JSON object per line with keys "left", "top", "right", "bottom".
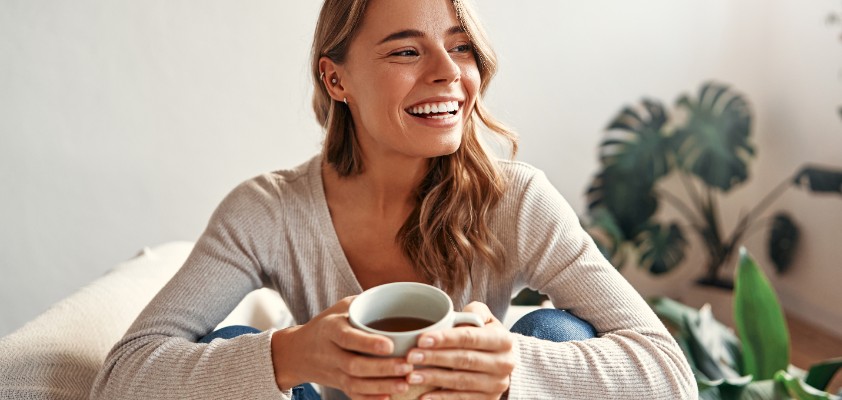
{"left": 271, "top": 325, "right": 303, "bottom": 390}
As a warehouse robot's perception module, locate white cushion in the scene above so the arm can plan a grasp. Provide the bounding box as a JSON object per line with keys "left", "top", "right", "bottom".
{"left": 0, "top": 242, "right": 194, "bottom": 399}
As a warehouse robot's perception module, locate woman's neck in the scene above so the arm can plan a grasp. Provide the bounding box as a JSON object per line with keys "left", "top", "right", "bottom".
{"left": 322, "top": 154, "right": 428, "bottom": 218}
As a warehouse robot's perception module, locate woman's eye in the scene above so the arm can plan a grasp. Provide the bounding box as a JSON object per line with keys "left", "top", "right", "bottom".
{"left": 391, "top": 49, "right": 419, "bottom": 57}
{"left": 451, "top": 44, "right": 473, "bottom": 53}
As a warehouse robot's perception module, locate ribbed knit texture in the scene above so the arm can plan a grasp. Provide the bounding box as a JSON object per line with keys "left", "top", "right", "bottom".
{"left": 90, "top": 155, "right": 698, "bottom": 400}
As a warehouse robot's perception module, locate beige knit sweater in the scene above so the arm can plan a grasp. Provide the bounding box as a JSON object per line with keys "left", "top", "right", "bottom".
{"left": 91, "top": 155, "right": 697, "bottom": 400}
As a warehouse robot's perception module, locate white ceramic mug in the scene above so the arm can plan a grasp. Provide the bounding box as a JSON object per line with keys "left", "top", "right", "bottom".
{"left": 348, "top": 282, "right": 484, "bottom": 400}
{"left": 349, "top": 282, "right": 484, "bottom": 356}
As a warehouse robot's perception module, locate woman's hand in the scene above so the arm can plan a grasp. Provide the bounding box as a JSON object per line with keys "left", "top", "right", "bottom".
{"left": 405, "top": 302, "right": 516, "bottom": 400}
{"left": 271, "top": 296, "right": 414, "bottom": 400}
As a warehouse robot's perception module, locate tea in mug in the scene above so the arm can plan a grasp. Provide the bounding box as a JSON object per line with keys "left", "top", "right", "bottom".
{"left": 366, "top": 316, "right": 435, "bottom": 332}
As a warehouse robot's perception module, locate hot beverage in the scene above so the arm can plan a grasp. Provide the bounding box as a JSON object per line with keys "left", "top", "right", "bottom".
{"left": 349, "top": 283, "right": 485, "bottom": 400}
{"left": 366, "top": 316, "right": 435, "bottom": 332}
{"left": 348, "top": 282, "right": 483, "bottom": 356}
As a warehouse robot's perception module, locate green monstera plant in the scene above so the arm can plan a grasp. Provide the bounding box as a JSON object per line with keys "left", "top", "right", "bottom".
{"left": 586, "top": 81, "right": 842, "bottom": 288}
{"left": 652, "top": 248, "right": 842, "bottom": 399}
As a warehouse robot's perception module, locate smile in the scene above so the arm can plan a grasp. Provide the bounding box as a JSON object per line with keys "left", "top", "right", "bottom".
{"left": 405, "top": 100, "right": 460, "bottom": 120}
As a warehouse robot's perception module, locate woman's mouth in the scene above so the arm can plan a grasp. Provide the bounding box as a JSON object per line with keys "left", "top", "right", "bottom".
{"left": 405, "top": 100, "right": 460, "bottom": 120}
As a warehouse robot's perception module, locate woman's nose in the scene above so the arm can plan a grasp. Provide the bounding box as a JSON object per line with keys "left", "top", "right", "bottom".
{"left": 426, "top": 49, "right": 461, "bottom": 85}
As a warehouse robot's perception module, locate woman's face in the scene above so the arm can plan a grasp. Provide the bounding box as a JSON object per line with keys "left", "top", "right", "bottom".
{"left": 337, "top": 0, "right": 480, "bottom": 163}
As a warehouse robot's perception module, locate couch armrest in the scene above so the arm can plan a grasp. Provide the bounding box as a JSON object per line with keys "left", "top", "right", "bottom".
{"left": 0, "top": 242, "right": 194, "bottom": 399}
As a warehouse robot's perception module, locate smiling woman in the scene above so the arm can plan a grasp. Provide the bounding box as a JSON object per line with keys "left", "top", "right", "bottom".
{"left": 313, "top": 0, "right": 515, "bottom": 297}
{"left": 90, "top": 1, "right": 697, "bottom": 399}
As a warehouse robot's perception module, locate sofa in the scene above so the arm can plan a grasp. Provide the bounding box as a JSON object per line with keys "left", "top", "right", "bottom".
{"left": 0, "top": 241, "right": 539, "bottom": 400}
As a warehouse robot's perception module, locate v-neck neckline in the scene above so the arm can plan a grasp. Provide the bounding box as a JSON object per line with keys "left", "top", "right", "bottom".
{"left": 306, "top": 155, "right": 365, "bottom": 294}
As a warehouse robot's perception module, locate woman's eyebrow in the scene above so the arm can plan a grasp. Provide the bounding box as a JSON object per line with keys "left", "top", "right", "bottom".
{"left": 377, "top": 25, "right": 465, "bottom": 45}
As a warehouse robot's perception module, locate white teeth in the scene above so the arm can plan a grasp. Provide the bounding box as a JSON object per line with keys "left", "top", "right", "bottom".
{"left": 407, "top": 101, "right": 460, "bottom": 115}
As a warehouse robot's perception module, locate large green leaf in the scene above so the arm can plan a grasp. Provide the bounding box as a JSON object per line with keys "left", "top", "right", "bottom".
{"left": 767, "top": 213, "right": 800, "bottom": 274}
{"left": 673, "top": 82, "right": 755, "bottom": 191}
{"left": 805, "top": 357, "right": 842, "bottom": 391}
{"left": 700, "top": 387, "right": 723, "bottom": 400}
{"left": 685, "top": 304, "right": 745, "bottom": 382}
{"left": 634, "top": 222, "right": 688, "bottom": 274}
{"left": 651, "top": 297, "right": 743, "bottom": 378}
{"left": 587, "top": 97, "right": 674, "bottom": 242}
{"left": 775, "top": 370, "right": 841, "bottom": 400}
{"left": 586, "top": 167, "right": 658, "bottom": 239}
{"left": 734, "top": 248, "right": 790, "bottom": 380}
{"left": 651, "top": 296, "right": 748, "bottom": 394}
{"left": 600, "top": 98, "right": 673, "bottom": 183}
{"left": 736, "top": 380, "right": 783, "bottom": 400}
{"left": 793, "top": 166, "right": 842, "bottom": 195}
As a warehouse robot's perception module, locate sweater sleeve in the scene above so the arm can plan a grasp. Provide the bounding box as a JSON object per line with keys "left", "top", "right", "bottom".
{"left": 506, "top": 170, "right": 698, "bottom": 399}
{"left": 90, "top": 177, "right": 293, "bottom": 400}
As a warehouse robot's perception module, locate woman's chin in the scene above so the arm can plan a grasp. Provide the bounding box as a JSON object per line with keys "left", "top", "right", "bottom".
{"left": 423, "top": 135, "right": 462, "bottom": 158}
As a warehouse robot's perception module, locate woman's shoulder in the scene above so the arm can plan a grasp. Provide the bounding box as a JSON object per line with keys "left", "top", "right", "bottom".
{"left": 493, "top": 158, "right": 571, "bottom": 215}
{"left": 495, "top": 158, "right": 545, "bottom": 192}
{"left": 219, "top": 154, "right": 320, "bottom": 213}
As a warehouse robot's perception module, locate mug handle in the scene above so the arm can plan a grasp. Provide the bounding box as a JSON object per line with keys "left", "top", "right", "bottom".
{"left": 452, "top": 311, "right": 484, "bottom": 328}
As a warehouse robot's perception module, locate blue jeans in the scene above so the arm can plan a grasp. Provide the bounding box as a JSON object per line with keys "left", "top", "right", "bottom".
{"left": 199, "top": 309, "right": 595, "bottom": 400}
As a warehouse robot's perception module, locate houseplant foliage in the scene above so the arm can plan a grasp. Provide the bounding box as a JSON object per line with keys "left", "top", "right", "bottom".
{"left": 651, "top": 248, "right": 842, "bottom": 400}
{"left": 586, "top": 82, "right": 842, "bottom": 288}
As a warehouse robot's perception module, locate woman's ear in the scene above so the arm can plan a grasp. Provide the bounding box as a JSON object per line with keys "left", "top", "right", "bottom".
{"left": 318, "top": 56, "right": 348, "bottom": 103}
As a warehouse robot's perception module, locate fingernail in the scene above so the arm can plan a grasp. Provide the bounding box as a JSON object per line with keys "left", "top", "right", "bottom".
{"left": 408, "top": 373, "right": 423, "bottom": 384}
{"left": 395, "top": 363, "right": 412, "bottom": 375}
{"left": 408, "top": 352, "right": 424, "bottom": 363}
{"left": 419, "top": 337, "right": 434, "bottom": 348}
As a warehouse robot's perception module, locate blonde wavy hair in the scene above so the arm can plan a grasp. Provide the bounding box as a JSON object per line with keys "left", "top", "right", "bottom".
{"left": 311, "top": 0, "right": 518, "bottom": 293}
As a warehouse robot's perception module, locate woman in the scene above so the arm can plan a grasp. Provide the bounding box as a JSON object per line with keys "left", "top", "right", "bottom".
{"left": 92, "top": 0, "right": 697, "bottom": 399}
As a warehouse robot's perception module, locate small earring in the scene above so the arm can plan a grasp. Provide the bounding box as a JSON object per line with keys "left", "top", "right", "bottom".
{"left": 343, "top": 97, "right": 348, "bottom": 105}
{"left": 331, "top": 78, "right": 338, "bottom": 85}
{"left": 319, "top": 71, "right": 325, "bottom": 80}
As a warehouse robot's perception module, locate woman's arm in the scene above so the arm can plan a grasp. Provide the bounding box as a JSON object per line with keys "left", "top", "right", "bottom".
{"left": 90, "top": 178, "right": 291, "bottom": 400}
{"left": 507, "top": 170, "right": 698, "bottom": 399}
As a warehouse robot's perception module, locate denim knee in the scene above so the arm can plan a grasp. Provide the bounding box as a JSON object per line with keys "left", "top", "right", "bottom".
{"left": 510, "top": 308, "right": 596, "bottom": 342}
{"left": 198, "top": 325, "right": 261, "bottom": 343}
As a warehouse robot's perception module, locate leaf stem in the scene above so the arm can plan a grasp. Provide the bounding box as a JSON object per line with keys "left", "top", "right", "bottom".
{"left": 722, "top": 175, "right": 793, "bottom": 270}
{"left": 743, "top": 174, "right": 794, "bottom": 227}
{"left": 741, "top": 215, "right": 775, "bottom": 240}
{"left": 678, "top": 171, "right": 705, "bottom": 216}
{"left": 657, "top": 189, "right": 705, "bottom": 229}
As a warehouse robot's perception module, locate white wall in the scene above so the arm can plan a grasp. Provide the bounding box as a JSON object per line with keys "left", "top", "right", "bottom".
{"left": 2, "top": 0, "right": 840, "bottom": 337}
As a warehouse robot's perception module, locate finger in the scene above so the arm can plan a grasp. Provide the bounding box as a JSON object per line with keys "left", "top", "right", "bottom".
{"left": 417, "top": 326, "right": 513, "bottom": 352}
{"left": 332, "top": 322, "right": 394, "bottom": 355}
{"left": 462, "top": 301, "right": 496, "bottom": 325}
{"left": 341, "top": 375, "right": 410, "bottom": 396}
{"left": 406, "top": 348, "right": 514, "bottom": 375}
{"left": 407, "top": 368, "right": 508, "bottom": 394}
{"left": 415, "top": 390, "right": 490, "bottom": 400}
{"left": 339, "top": 352, "right": 414, "bottom": 378}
